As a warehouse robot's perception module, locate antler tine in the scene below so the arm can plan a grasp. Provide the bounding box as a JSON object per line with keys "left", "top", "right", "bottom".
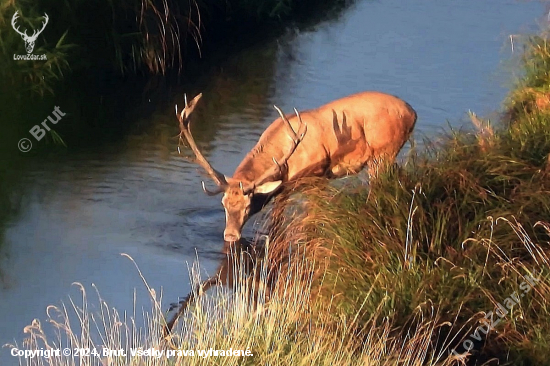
{"left": 176, "top": 93, "right": 228, "bottom": 191}
{"left": 33, "top": 13, "right": 48, "bottom": 38}
{"left": 11, "top": 11, "right": 27, "bottom": 37}
{"left": 293, "top": 108, "right": 307, "bottom": 138}
{"left": 201, "top": 181, "right": 225, "bottom": 196}
{"left": 249, "top": 106, "right": 307, "bottom": 189}
{"left": 273, "top": 105, "right": 299, "bottom": 142}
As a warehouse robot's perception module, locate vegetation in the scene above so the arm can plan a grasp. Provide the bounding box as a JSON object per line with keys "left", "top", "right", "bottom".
{"left": 0, "top": 0, "right": 351, "bottom": 251}
{"left": 0, "top": 0, "right": 350, "bottom": 97}
{"left": 7, "top": 252, "right": 458, "bottom": 365}
{"left": 265, "top": 33, "right": 550, "bottom": 364}
{"left": 8, "top": 12, "right": 550, "bottom": 366}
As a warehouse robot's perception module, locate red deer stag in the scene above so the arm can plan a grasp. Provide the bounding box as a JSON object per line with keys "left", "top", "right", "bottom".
{"left": 176, "top": 92, "right": 417, "bottom": 242}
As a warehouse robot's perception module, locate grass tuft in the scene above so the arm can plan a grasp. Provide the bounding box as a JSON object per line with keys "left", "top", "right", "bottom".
{"left": 263, "top": 32, "right": 550, "bottom": 365}
{"left": 6, "top": 250, "right": 460, "bottom": 366}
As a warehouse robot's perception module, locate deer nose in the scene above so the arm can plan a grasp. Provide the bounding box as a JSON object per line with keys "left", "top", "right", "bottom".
{"left": 224, "top": 232, "right": 240, "bottom": 242}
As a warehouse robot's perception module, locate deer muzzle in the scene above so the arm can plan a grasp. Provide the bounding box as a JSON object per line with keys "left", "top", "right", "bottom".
{"left": 223, "top": 231, "right": 241, "bottom": 242}
{"left": 223, "top": 214, "right": 244, "bottom": 242}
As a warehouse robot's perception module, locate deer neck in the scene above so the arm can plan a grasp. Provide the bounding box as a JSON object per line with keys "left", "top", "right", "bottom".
{"left": 233, "top": 147, "right": 283, "bottom": 184}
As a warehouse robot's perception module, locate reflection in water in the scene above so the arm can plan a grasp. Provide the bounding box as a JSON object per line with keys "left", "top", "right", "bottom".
{"left": 0, "top": 1, "right": 545, "bottom": 362}
{"left": 164, "top": 237, "right": 267, "bottom": 334}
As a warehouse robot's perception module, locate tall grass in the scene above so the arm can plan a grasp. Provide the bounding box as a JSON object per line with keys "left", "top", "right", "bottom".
{"left": 7, "top": 249, "right": 459, "bottom": 366}
{"left": 0, "top": 0, "right": 197, "bottom": 95}
{"left": 264, "top": 33, "right": 550, "bottom": 365}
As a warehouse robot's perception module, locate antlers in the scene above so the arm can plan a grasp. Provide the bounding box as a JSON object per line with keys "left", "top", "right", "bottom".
{"left": 176, "top": 93, "right": 228, "bottom": 194}
{"left": 11, "top": 11, "right": 48, "bottom": 41}
{"left": 245, "top": 106, "right": 307, "bottom": 191}
{"left": 176, "top": 93, "right": 307, "bottom": 194}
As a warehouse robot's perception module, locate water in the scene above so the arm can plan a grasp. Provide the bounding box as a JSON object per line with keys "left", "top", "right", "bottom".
{"left": 0, "top": 0, "right": 545, "bottom": 362}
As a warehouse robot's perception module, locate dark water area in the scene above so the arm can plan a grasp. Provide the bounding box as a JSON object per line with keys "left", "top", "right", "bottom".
{"left": 0, "top": 0, "right": 546, "bottom": 362}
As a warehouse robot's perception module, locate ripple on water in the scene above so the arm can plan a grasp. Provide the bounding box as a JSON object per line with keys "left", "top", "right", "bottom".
{"left": 132, "top": 207, "right": 226, "bottom": 260}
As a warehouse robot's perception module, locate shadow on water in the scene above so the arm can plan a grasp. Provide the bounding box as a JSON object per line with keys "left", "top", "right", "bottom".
{"left": 0, "top": 0, "right": 355, "bottom": 239}
{"left": 0, "top": 0, "right": 356, "bottom": 332}
{"left": 164, "top": 236, "right": 268, "bottom": 334}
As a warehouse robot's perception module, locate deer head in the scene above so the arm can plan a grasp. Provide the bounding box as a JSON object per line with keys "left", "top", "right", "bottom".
{"left": 11, "top": 11, "right": 49, "bottom": 54}
{"left": 176, "top": 93, "right": 306, "bottom": 242}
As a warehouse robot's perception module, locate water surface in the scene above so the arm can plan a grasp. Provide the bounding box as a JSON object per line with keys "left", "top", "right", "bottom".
{"left": 0, "top": 0, "right": 545, "bottom": 362}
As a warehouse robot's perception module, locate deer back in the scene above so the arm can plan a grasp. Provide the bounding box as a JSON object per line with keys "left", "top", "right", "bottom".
{"left": 233, "top": 91, "right": 417, "bottom": 182}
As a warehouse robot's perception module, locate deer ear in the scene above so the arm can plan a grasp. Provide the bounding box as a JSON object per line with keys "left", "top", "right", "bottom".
{"left": 254, "top": 180, "right": 282, "bottom": 194}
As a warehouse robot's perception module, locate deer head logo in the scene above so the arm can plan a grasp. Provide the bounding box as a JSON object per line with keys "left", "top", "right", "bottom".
{"left": 11, "top": 11, "right": 49, "bottom": 54}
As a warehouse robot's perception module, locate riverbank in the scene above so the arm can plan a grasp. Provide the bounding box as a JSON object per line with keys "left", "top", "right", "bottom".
{"left": 0, "top": 0, "right": 352, "bottom": 156}
{"left": 266, "top": 32, "right": 550, "bottom": 364}
{"left": 0, "top": 0, "right": 353, "bottom": 178}
{"left": 1, "top": 0, "right": 351, "bottom": 98}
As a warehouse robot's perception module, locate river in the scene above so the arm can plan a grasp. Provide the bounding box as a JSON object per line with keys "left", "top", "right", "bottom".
{"left": 0, "top": 0, "right": 545, "bottom": 362}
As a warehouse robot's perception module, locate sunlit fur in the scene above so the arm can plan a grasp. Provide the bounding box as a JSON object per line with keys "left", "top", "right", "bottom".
{"left": 180, "top": 91, "right": 417, "bottom": 243}
{"left": 220, "top": 92, "right": 417, "bottom": 241}
{"left": 221, "top": 187, "right": 252, "bottom": 242}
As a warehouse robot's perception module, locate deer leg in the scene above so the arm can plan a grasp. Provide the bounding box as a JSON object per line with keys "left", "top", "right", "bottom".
{"left": 366, "top": 151, "right": 398, "bottom": 179}
{"left": 330, "top": 160, "right": 365, "bottom": 177}
{"left": 330, "top": 164, "right": 347, "bottom": 177}
{"left": 164, "top": 244, "right": 239, "bottom": 335}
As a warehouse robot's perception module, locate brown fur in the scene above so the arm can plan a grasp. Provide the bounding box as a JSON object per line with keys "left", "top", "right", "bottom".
{"left": 177, "top": 91, "right": 417, "bottom": 242}
{"left": 167, "top": 92, "right": 417, "bottom": 332}
{"left": 233, "top": 91, "right": 417, "bottom": 184}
